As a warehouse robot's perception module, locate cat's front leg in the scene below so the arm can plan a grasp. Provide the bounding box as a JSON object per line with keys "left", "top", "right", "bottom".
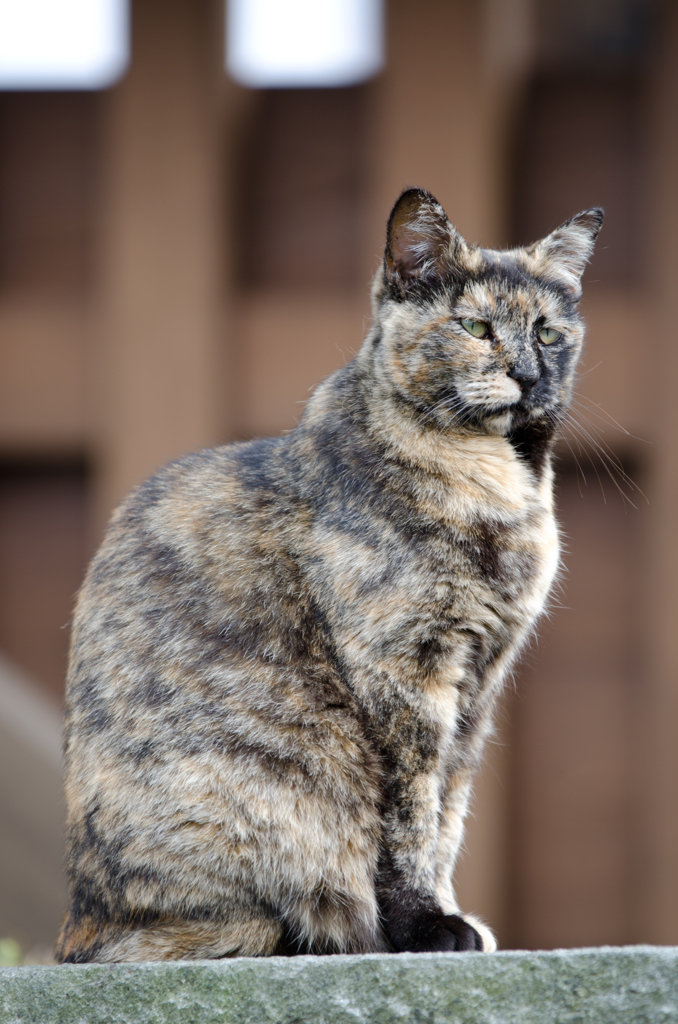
{"left": 377, "top": 808, "right": 486, "bottom": 952}
{"left": 370, "top": 709, "right": 488, "bottom": 953}
{"left": 432, "top": 765, "right": 498, "bottom": 953}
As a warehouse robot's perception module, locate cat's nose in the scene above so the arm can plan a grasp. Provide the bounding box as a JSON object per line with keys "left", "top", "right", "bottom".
{"left": 507, "top": 362, "right": 539, "bottom": 392}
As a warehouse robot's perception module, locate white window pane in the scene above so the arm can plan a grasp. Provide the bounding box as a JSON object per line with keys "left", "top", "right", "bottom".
{"left": 0, "top": 0, "right": 129, "bottom": 89}
{"left": 227, "top": 0, "right": 383, "bottom": 88}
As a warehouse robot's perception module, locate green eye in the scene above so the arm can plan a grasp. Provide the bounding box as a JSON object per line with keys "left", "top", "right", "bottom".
{"left": 538, "top": 327, "right": 561, "bottom": 345}
{"left": 461, "top": 319, "right": 489, "bottom": 339}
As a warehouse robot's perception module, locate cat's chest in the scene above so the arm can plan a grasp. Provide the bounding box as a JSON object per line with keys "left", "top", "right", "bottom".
{"left": 401, "top": 480, "right": 557, "bottom": 665}
{"left": 418, "top": 435, "right": 556, "bottom": 594}
{"left": 307, "top": 439, "right": 558, "bottom": 677}
{"left": 432, "top": 450, "right": 559, "bottom": 619}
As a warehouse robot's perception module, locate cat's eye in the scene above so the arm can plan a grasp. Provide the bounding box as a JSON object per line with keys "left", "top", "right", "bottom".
{"left": 461, "top": 319, "right": 489, "bottom": 339}
{"left": 538, "top": 327, "right": 562, "bottom": 345}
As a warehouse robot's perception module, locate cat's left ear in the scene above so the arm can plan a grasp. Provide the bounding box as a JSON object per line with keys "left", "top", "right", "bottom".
{"left": 385, "top": 188, "right": 462, "bottom": 296}
{"left": 531, "top": 208, "right": 604, "bottom": 293}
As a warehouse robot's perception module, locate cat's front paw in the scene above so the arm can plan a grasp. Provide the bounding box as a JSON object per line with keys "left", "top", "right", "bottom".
{"left": 391, "top": 912, "right": 489, "bottom": 953}
{"left": 436, "top": 913, "right": 484, "bottom": 951}
{"left": 459, "top": 913, "right": 497, "bottom": 952}
{"left": 418, "top": 913, "right": 496, "bottom": 952}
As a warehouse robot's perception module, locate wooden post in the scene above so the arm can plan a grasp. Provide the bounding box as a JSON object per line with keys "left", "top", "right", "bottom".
{"left": 94, "top": 0, "right": 224, "bottom": 528}
{"left": 367, "top": 0, "right": 532, "bottom": 268}
{"left": 637, "top": 0, "right": 678, "bottom": 944}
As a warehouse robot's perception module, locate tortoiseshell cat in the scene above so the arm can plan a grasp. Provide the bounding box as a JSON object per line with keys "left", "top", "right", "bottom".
{"left": 56, "top": 189, "right": 602, "bottom": 962}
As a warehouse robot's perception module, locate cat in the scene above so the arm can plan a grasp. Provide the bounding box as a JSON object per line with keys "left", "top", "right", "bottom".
{"left": 55, "top": 188, "right": 602, "bottom": 963}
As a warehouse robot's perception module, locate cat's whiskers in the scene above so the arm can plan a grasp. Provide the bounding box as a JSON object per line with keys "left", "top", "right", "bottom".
{"left": 543, "top": 407, "right": 589, "bottom": 498}
{"left": 572, "top": 390, "right": 648, "bottom": 444}
{"left": 567, "top": 405, "right": 640, "bottom": 492}
{"left": 418, "top": 392, "right": 474, "bottom": 433}
{"left": 557, "top": 403, "right": 644, "bottom": 506}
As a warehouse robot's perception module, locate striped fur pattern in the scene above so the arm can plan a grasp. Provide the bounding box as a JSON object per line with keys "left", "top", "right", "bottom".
{"left": 56, "top": 189, "right": 602, "bottom": 962}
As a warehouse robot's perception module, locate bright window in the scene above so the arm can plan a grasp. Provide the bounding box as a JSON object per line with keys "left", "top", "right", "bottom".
{"left": 227, "top": 0, "right": 384, "bottom": 88}
{"left": 0, "top": 0, "right": 129, "bottom": 89}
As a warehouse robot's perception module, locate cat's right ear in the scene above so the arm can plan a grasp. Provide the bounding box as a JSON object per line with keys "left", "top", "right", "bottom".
{"left": 385, "top": 189, "right": 459, "bottom": 297}
{"left": 531, "top": 208, "right": 604, "bottom": 294}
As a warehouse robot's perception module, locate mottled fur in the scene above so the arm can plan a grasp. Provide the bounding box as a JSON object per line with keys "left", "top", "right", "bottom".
{"left": 56, "top": 189, "right": 602, "bottom": 963}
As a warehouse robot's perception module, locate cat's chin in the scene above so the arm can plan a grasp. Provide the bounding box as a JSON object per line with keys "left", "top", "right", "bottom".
{"left": 483, "top": 411, "right": 514, "bottom": 436}
{"left": 483, "top": 404, "right": 549, "bottom": 436}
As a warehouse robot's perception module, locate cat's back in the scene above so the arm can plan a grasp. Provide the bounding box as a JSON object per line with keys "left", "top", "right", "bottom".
{"left": 64, "top": 433, "right": 325, "bottom": 789}
{"left": 73, "top": 435, "right": 293, "bottom": 640}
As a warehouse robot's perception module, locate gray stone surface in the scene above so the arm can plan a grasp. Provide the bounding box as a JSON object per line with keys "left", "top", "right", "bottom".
{"left": 1, "top": 946, "right": 677, "bottom": 1023}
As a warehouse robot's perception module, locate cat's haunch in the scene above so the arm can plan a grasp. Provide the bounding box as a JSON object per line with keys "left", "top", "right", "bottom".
{"left": 56, "top": 188, "right": 602, "bottom": 963}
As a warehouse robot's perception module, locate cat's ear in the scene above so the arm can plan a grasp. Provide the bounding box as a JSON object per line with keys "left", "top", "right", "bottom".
{"left": 385, "top": 188, "right": 460, "bottom": 295}
{"left": 531, "top": 208, "right": 604, "bottom": 293}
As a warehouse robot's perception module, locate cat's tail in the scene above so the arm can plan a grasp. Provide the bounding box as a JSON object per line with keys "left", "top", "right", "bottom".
{"left": 54, "top": 911, "right": 285, "bottom": 963}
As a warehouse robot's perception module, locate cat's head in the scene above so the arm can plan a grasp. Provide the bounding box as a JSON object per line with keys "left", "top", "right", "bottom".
{"left": 370, "top": 188, "right": 603, "bottom": 438}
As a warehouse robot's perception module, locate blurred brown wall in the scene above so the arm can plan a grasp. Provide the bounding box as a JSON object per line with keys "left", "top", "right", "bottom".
{"left": 0, "top": 0, "right": 676, "bottom": 950}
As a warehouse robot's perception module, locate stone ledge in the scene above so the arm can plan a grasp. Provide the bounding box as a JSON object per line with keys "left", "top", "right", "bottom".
{"left": 1, "top": 946, "right": 677, "bottom": 1024}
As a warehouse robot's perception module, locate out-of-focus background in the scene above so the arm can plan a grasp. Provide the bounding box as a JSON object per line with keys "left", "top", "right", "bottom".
{"left": 0, "top": 0, "right": 676, "bottom": 960}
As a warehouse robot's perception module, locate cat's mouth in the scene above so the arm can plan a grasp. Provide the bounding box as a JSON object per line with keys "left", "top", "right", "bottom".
{"left": 483, "top": 387, "right": 550, "bottom": 416}
{"left": 417, "top": 383, "right": 550, "bottom": 433}
{"left": 508, "top": 404, "right": 547, "bottom": 430}
{"left": 463, "top": 398, "right": 549, "bottom": 434}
